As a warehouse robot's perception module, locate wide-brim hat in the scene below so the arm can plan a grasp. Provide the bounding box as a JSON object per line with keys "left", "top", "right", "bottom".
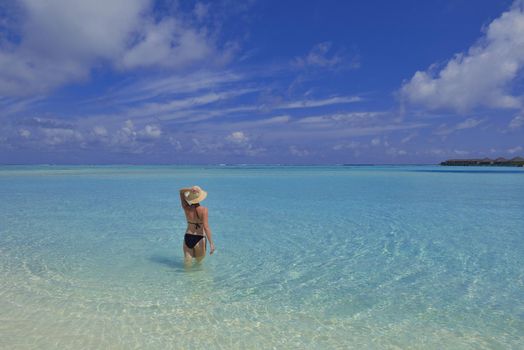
{"left": 184, "top": 186, "right": 208, "bottom": 205}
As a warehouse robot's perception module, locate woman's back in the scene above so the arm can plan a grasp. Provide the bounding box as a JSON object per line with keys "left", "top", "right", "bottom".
{"left": 184, "top": 205, "right": 205, "bottom": 235}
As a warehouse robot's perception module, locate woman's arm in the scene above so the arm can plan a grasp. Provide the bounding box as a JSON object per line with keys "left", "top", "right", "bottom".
{"left": 179, "top": 187, "right": 192, "bottom": 209}
{"left": 202, "top": 207, "right": 215, "bottom": 255}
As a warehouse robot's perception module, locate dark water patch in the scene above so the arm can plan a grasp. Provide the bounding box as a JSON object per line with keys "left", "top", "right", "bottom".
{"left": 148, "top": 255, "right": 185, "bottom": 269}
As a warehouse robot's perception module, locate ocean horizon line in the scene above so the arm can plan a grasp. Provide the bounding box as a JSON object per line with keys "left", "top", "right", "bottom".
{"left": 0, "top": 162, "right": 440, "bottom": 167}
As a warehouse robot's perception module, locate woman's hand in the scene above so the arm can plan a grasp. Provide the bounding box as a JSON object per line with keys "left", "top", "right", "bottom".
{"left": 209, "top": 242, "right": 216, "bottom": 255}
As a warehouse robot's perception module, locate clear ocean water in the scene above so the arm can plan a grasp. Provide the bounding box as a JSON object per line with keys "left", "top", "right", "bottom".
{"left": 1, "top": 165, "right": 523, "bottom": 349}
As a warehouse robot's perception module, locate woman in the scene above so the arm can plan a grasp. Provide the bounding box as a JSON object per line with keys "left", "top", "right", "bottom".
{"left": 179, "top": 186, "right": 215, "bottom": 264}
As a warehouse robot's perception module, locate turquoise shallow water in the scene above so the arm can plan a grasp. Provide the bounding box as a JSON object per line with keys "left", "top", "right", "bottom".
{"left": 1, "top": 165, "right": 523, "bottom": 349}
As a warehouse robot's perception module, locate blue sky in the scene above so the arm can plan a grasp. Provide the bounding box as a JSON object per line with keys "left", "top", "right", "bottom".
{"left": 1, "top": 0, "right": 523, "bottom": 164}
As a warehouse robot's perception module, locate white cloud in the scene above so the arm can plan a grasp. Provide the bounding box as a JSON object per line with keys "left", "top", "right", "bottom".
{"left": 110, "top": 120, "right": 162, "bottom": 146}
{"left": 92, "top": 126, "right": 108, "bottom": 137}
{"left": 289, "top": 145, "right": 310, "bottom": 157}
{"left": 19, "top": 129, "right": 31, "bottom": 138}
{"left": 122, "top": 120, "right": 136, "bottom": 135}
{"left": 119, "top": 18, "right": 215, "bottom": 70}
{"left": 222, "top": 131, "right": 265, "bottom": 156}
{"left": 111, "top": 120, "right": 137, "bottom": 146}
{"left": 169, "top": 137, "right": 183, "bottom": 151}
{"left": 0, "top": 0, "right": 148, "bottom": 95}
{"left": 401, "top": 1, "right": 524, "bottom": 112}
{"left": 141, "top": 125, "right": 162, "bottom": 139}
{"left": 508, "top": 145, "right": 523, "bottom": 154}
{"left": 509, "top": 113, "right": 524, "bottom": 128}
{"left": 226, "top": 131, "right": 249, "bottom": 144}
{"left": 42, "top": 128, "right": 83, "bottom": 146}
{"left": 371, "top": 137, "right": 381, "bottom": 146}
{"left": 0, "top": 0, "right": 229, "bottom": 96}
{"left": 386, "top": 147, "right": 407, "bottom": 156}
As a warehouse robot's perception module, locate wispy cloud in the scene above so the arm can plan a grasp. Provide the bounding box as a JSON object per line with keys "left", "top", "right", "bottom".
{"left": 434, "top": 117, "right": 484, "bottom": 135}
{"left": 298, "top": 111, "right": 384, "bottom": 125}
{"left": 385, "top": 147, "right": 407, "bottom": 156}
{"left": 507, "top": 145, "right": 523, "bottom": 154}
{"left": 124, "top": 89, "right": 259, "bottom": 119}
{"left": 97, "top": 70, "right": 246, "bottom": 106}
{"left": 222, "top": 115, "right": 291, "bottom": 130}
{"left": 294, "top": 42, "right": 359, "bottom": 70}
{"left": 277, "top": 96, "right": 362, "bottom": 109}
{"left": 332, "top": 141, "right": 361, "bottom": 151}
{"left": 371, "top": 137, "right": 381, "bottom": 146}
{"left": 509, "top": 113, "right": 524, "bottom": 129}
{"left": 400, "top": 132, "right": 417, "bottom": 144}
{"left": 288, "top": 145, "right": 311, "bottom": 157}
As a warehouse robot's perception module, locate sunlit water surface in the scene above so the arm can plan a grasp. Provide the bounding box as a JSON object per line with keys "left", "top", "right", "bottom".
{"left": 1, "top": 165, "right": 523, "bottom": 349}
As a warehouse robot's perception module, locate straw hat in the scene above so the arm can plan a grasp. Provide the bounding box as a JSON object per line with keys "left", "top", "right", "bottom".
{"left": 184, "top": 186, "right": 208, "bottom": 205}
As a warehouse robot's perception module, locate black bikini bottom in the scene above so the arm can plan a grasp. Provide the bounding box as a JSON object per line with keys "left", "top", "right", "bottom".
{"left": 184, "top": 233, "right": 205, "bottom": 249}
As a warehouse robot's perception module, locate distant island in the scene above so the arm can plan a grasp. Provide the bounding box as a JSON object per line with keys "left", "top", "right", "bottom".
{"left": 441, "top": 157, "right": 524, "bottom": 167}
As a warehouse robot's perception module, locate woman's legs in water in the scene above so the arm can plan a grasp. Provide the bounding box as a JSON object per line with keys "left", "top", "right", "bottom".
{"left": 183, "top": 242, "right": 194, "bottom": 265}
{"left": 193, "top": 238, "right": 206, "bottom": 263}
